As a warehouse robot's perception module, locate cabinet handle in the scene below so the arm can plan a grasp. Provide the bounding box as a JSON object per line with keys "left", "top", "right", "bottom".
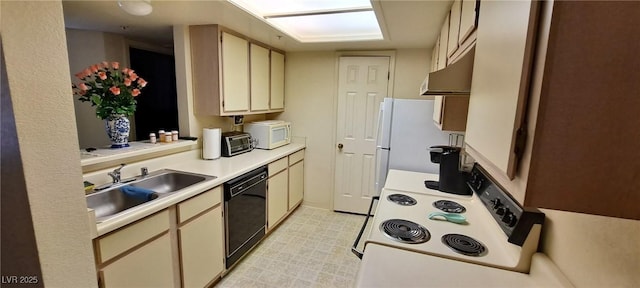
{"left": 337, "top": 143, "right": 344, "bottom": 150}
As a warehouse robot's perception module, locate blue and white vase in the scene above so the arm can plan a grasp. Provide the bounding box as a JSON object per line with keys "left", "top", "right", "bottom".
{"left": 105, "top": 115, "right": 130, "bottom": 148}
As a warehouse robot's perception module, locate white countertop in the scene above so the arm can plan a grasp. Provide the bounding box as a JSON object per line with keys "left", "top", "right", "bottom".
{"left": 355, "top": 243, "right": 574, "bottom": 287}
{"left": 81, "top": 139, "right": 196, "bottom": 166}
{"left": 91, "top": 143, "right": 305, "bottom": 238}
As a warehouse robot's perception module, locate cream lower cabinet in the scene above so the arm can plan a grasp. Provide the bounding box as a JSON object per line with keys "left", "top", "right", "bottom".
{"left": 266, "top": 150, "right": 305, "bottom": 231}
{"left": 177, "top": 187, "right": 224, "bottom": 288}
{"left": 178, "top": 206, "right": 223, "bottom": 288}
{"left": 267, "top": 157, "right": 289, "bottom": 230}
{"left": 95, "top": 187, "right": 224, "bottom": 288}
{"left": 288, "top": 150, "right": 304, "bottom": 209}
{"left": 96, "top": 210, "right": 175, "bottom": 287}
{"left": 100, "top": 234, "right": 174, "bottom": 287}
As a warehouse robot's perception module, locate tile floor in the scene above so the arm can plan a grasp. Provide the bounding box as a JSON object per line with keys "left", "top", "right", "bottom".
{"left": 215, "top": 205, "right": 366, "bottom": 288}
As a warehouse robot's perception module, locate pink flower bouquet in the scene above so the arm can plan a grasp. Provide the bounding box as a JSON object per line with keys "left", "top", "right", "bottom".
{"left": 72, "top": 61, "right": 147, "bottom": 120}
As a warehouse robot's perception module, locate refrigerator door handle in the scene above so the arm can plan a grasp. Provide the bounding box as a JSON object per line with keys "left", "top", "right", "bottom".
{"left": 375, "top": 103, "right": 385, "bottom": 148}
{"left": 374, "top": 147, "right": 390, "bottom": 193}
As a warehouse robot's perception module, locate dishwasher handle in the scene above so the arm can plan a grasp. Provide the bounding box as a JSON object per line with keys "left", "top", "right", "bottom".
{"left": 351, "top": 196, "right": 379, "bottom": 259}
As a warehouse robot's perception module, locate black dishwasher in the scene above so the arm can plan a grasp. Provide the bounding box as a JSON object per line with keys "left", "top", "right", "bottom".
{"left": 224, "top": 166, "right": 267, "bottom": 268}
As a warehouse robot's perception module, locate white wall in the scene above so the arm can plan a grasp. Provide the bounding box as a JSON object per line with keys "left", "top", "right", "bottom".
{"left": 66, "top": 29, "right": 119, "bottom": 148}
{"left": 392, "top": 48, "right": 432, "bottom": 100}
{"left": 2, "top": 1, "right": 97, "bottom": 287}
{"left": 541, "top": 210, "right": 640, "bottom": 287}
{"left": 274, "top": 49, "right": 430, "bottom": 209}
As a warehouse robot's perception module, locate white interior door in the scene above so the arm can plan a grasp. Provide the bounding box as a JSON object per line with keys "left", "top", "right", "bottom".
{"left": 334, "top": 56, "right": 390, "bottom": 214}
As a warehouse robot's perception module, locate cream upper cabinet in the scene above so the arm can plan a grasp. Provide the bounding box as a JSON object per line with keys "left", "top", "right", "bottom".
{"left": 459, "top": 0, "right": 478, "bottom": 45}
{"left": 190, "top": 25, "right": 285, "bottom": 116}
{"left": 221, "top": 32, "right": 250, "bottom": 113}
{"left": 447, "top": 0, "right": 462, "bottom": 58}
{"left": 433, "top": 95, "right": 469, "bottom": 132}
{"left": 431, "top": 37, "right": 440, "bottom": 72}
{"left": 437, "top": 14, "right": 449, "bottom": 70}
{"left": 270, "top": 50, "right": 285, "bottom": 111}
{"left": 250, "top": 43, "right": 270, "bottom": 112}
{"left": 465, "top": 0, "right": 539, "bottom": 179}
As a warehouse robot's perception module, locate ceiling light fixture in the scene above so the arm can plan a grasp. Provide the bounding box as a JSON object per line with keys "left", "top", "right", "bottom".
{"left": 117, "top": 0, "right": 153, "bottom": 16}
{"left": 228, "top": 0, "right": 382, "bottom": 43}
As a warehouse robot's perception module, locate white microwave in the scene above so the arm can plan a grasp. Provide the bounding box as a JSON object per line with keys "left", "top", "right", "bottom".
{"left": 244, "top": 120, "right": 291, "bottom": 150}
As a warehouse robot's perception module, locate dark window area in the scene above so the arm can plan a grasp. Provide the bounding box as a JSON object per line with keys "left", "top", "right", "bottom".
{"left": 129, "top": 47, "right": 178, "bottom": 140}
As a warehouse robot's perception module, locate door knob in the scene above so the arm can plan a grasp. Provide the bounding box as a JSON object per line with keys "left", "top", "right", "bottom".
{"left": 338, "top": 143, "right": 344, "bottom": 150}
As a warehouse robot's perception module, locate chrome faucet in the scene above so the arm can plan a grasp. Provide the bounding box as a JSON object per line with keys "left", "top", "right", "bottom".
{"left": 141, "top": 167, "right": 149, "bottom": 177}
{"left": 108, "top": 163, "right": 126, "bottom": 184}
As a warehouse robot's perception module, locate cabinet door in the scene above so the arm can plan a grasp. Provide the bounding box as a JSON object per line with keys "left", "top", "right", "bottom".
{"left": 433, "top": 96, "right": 444, "bottom": 124}
{"left": 431, "top": 38, "right": 440, "bottom": 72}
{"left": 459, "top": 0, "right": 478, "bottom": 45}
{"left": 437, "top": 14, "right": 450, "bottom": 70}
{"left": 447, "top": 0, "right": 462, "bottom": 57}
{"left": 250, "top": 43, "right": 270, "bottom": 111}
{"left": 179, "top": 206, "right": 223, "bottom": 288}
{"left": 270, "top": 51, "right": 285, "bottom": 110}
{"left": 100, "top": 234, "right": 174, "bottom": 288}
{"left": 465, "top": 0, "right": 539, "bottom": 178}
{"left": 221, "top": 32, "right": 249, "bottom": 113}
{"left": 288, "top": 160, "right": 304, "bottom": 209}
{"left": 438, "top": 96, "right": 469, "bottom": 132}
{"left": 267, "top": 171, "right": 288, "bottom": 229}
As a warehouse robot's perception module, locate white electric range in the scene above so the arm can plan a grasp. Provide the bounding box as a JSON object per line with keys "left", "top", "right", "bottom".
{"left": 353, "top": 165, "right": 546, "bottom": 272}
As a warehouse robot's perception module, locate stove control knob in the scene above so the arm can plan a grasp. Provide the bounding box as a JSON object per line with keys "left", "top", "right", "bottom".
{"left": 497, "top": 206, "right": 508, "bottom": 216}
{"left": 475, "top": 179, "right": 484, "bottom": 190}
{"left": 504, "top": 213, "right": 518, "bottom": 227}
{"left": 491, "top": 198, "right": 502, "bottom": 210}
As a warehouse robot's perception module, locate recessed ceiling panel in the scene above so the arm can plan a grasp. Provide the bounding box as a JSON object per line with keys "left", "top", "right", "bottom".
{"left": 268, "top": 11, "right": 382, "bottom": 42}
{"left": 228, "top": 0, "right": 382, "bottom": 42}
{"left": 231, "top": 0, "right": 372, "bottom": 15}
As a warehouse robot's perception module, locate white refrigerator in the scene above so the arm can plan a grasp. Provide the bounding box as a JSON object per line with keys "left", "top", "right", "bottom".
{"left": 374, "top": 98, "right": 452, "bottom": 193}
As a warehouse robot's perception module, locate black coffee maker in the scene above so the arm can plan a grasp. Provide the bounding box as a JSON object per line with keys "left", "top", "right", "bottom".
{"left": 425, "top": 145, "right": 471, "bottom": 195}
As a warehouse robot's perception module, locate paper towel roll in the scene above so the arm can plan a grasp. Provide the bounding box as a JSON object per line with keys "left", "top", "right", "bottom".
{"left": 202, "top": 128, "right": 221, "bottom": 160}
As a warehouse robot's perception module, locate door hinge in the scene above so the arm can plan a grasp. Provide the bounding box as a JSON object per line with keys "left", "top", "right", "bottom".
{"left": 513, "top": 127, "right": 527, "bottom": 160}
{"left": 388, "top": 72, "right": 390, "bottom": 80}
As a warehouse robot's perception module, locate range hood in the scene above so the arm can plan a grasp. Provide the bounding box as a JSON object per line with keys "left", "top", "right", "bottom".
{"left": 420, "top": 47, "right": 475, "bottom": 95}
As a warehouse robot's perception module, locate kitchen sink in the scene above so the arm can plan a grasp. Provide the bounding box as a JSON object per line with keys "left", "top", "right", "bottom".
{"left": 86, "top": 169, "right": 216, "bottom": 222}
{"left": 130, "top": 171, "right": 210, "bottom": 194}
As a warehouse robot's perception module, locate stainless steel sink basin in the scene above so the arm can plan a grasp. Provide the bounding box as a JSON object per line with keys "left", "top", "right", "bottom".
{"left": 87, "top": 187, "right": 150, "bottom": 220}
{"left": 131, "top": 171, "right": 210, "bottom": 193}
{"left": 86, "top": 169, "right": 216, "bottom": 222}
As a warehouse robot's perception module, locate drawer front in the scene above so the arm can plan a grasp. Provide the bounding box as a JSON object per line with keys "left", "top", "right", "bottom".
{"left": 288, "top": 149, "right": 305, "bottom": 166}
{"left": 97, "top": 209, "right": 170, "bottom": 263}
{"left": 178, "top": 186, "right": 222, "bottom": 224}
{"left": 268, "top": 157, "right": 288, "bottom": 176}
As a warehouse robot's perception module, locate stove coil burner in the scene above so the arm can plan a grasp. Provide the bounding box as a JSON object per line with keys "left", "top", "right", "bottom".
{"left": 387, "top": 194, "right": 418, "bottom": 206}
{"left": 433, "top": 200, "right": 466, "bottom": 213}
{"left": 380, "top": 219, "right": 430, "bottom": 244}
{"left": 441, "top": 234, "right": 487, "bottom": 257}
